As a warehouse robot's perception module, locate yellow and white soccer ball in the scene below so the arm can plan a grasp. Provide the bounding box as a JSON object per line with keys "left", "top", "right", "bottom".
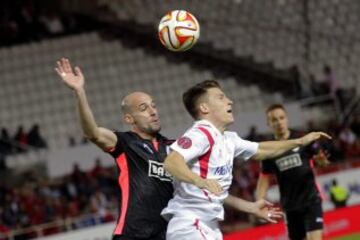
{"left": 158, "top": 10, "right": 200, "bottom": 52}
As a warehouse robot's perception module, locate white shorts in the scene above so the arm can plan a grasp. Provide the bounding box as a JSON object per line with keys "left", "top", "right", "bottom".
{"left": 166, "top": 216, "right": 222, "bottom": 240}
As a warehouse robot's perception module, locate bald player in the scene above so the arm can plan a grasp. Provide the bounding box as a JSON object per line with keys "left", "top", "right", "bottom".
{"left": 55, "top": 58, "right": 173, "bottom": 240}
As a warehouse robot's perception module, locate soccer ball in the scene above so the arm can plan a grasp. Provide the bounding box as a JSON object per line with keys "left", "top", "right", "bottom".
{"left": 158, "top": 10, "right": 200, "bottom": 52}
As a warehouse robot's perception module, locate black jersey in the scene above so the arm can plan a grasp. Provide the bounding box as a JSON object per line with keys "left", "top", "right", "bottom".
{"left": 108, "top": 131, "right": 174, "bottom": 239}
{"left": 261, "top": 131, "right": 322, "bottom": 211}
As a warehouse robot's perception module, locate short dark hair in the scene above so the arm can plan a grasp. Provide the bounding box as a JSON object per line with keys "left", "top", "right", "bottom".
{"left": 183, "top": 80, "right": 221, "bottom": 119}
{"left": 266, "top": 104, "right": 286, "bottom": 114}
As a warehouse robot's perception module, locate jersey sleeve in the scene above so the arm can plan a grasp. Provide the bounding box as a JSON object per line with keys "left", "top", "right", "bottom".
{"left": 106, "top": 131, "right": 125, "bottom": 158}
{"left": 170, "top": 128, "right": 210, "bottom": 163}
{"left": 232, "top": 132, "right": 259, "bottom": 160}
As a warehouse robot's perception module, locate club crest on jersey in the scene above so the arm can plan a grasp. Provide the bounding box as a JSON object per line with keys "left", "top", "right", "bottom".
{"left": 148, "top": 160, "right": 173, "bottom": 182}
{"left": 177, "top": 137, "right": 192, "bottom": 149}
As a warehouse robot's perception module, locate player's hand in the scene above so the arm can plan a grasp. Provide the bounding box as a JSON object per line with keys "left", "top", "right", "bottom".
{"left": 55, "top": 58, "right": 84, "bottom": 91}
{"left": 195, "top": 178, "right": 223, "bottom": 195}
{"left": 314, "top": 150, "right": 331, "bottom": 168}
{"left": 251, "top": 199, "right": 283, "bottom": 224}
{"left": 300, "top": 132, "right": 332, "bottom": 147}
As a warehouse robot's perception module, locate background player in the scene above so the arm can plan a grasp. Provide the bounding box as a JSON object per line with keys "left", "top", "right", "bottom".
{"left": 162, "top": 80, "right": 331, "bottom": 240}
{"left": 255, "top": 104, "right": 330, "bottom": 240}
{"left": 55, "top": 58, "right": 173, "bottom": 240}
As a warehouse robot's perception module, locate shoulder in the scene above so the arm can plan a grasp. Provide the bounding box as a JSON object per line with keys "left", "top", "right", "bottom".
{"left": 187, "top": 124, "right": 212, "bottom": 138}
{"left": 224, "top": 131, "right": 239, "bottom": 138}
{"left": 224, "top": 131, "right": 253, "bottom": 144}
{"left": 173, "top": 125, "right": 211, "bottom": 150}
{"left": 113, "top": 131, "right": 148, "bottom": 145}
{"left": 113, "top": 131, "right": 131, "bottom": 140}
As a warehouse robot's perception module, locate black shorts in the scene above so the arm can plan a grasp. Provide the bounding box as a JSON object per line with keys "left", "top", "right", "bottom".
{"left": 112, "top": 231, "right": 166, "bottom": 240}
{"left": 285, "top": 202, "right": 323, "bottom": 240}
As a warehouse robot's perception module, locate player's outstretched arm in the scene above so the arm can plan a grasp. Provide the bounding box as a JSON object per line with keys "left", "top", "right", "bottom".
{"left": 164, "top": 151, "right": 223, "bottom": 195}
{"left": 255, "top": 174, "right": 271, "bottom": 201}
{"left": 224, "top": 195, "right": 282, "bottom": 223}
{"left": 253, "top": 132, "right": 331, "bottom": 161}
{"left": 55, "top": 58, "right": 117, "bottom": 150}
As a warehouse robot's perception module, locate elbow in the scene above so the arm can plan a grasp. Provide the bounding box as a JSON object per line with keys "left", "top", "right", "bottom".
{"left": 83, "top": 133, "right": 97, "bottom": 142}
{"left": 253, "top": 151, "right": 265, "bottom": 161}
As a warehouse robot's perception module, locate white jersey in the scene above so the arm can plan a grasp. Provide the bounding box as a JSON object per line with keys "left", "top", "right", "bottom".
{"left": 161, "top": 120, "right": 258, "bottom": 222}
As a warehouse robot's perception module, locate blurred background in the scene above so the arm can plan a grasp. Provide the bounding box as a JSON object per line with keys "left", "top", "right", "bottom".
{"left": 1, "top": 0, "right": 360, "bottom": 239}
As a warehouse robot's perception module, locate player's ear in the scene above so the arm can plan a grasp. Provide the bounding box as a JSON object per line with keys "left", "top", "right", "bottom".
{"left": 123, "top": 113, "right": 135, "bottom": 124}
{"left": 265, "top": 113, "right": 271, "bottom": 127}
{"left": 199, "top": 102, "right": 209, "bottom": 115}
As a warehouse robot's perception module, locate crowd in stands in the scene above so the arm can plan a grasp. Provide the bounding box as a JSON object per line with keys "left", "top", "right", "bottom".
{"left": 0, "top": 124, "right": 47, "bottom": 170}
{"left": 0, "top": 124, "right": 47, "bottom": 153}
{"left": 0, "top": 159, "right": 117, "bottom": 239}
{"left": 0, "top": 0, "right": 100, "bottom": 47}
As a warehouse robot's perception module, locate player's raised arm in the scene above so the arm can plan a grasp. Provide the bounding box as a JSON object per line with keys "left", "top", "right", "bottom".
{"left": 55, "top": 58, "right": 117, "bottom": 150}
{"left": 253, "top": 132, "right": 332, "bottom": 161}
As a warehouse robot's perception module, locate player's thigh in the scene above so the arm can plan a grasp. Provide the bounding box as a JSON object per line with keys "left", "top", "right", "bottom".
{"left": 306, "top": 229, "right": 322, "bottom": 240}
{"left": 285, "top": 210, "right": 306, "bottom": 240}
{"left": 304, "top": 202, "right": 323, "bottom": 239}
{"left": 166, "top": 216, "right": 222, "bottom": 240}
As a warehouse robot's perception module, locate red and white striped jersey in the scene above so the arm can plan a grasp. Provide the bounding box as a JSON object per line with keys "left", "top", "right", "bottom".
{"left": 162, "top": 120, "right": 258, "bottom": 221}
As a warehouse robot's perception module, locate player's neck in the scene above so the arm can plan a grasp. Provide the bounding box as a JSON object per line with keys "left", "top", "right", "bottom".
{"left": 274, "top": 129, "right": 290, "bottom": 140}
{"left": 132, "top": 128, "right": 157, "bottom": 140}
{"left": 201, "top": 117, "right": 226, "bottom": 133}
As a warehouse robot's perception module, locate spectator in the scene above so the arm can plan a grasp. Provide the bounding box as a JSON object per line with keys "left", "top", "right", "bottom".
{"left": 90, "top": 158, "right": 105, "bottom": 178}
{"left": 330, "top": 179, "right": 349, "bottom": 209}
{"left": 0, "top": 154, "right": 6, "bottom": 171}
{"left": 0, "top": 128, "right": 13, "bottom": 155}
{"left": 345, "top": 138, "right": 360, "bottom": 158}
{"left": 323, "top": 65, "right": 338, "bottom": 97}
{"left": 350, "top": 115, "right": 360, "bottom": 136}
{"left": 14, "top": 125, "right": 28, "bottom": 152}
{"left": 289, "top": 65, "right": 303, "bottom": 98}
{"left": 15, "top": 0, "right": 43, "bottom": 42}
{"left": 27, "top": 124, "right": 47, "bottom": 149}
{"left": 90, "top": 189, "right": 108, "bottom": 217}
{"left": 339, "top": 126, "right": 357, "bottom": 152}
{"left": 39, "top": 12, "right": 64, "bottom": 36}
{"left": 70, "top": 164, "right": 90, "bottom": 196}
{"left": 0, "top": 213, "right": 10, "bottom": 240}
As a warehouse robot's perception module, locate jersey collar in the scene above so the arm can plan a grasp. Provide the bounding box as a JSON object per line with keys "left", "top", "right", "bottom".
{"left": 194, "top": 119, "right": 222, "bottom": 136}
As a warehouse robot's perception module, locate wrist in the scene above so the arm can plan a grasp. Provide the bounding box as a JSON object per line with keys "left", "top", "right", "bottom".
{"left": 193, "top": 176, "right": 205, "bottom": 188}
{"left": 74, "top": 87, "right": 85, "bottom": 95}
{"left": 243, "top": 201, "right": 256, "bottom": 214}
{"left": 295, "top": 138, "right": 303, "bottom": 147}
